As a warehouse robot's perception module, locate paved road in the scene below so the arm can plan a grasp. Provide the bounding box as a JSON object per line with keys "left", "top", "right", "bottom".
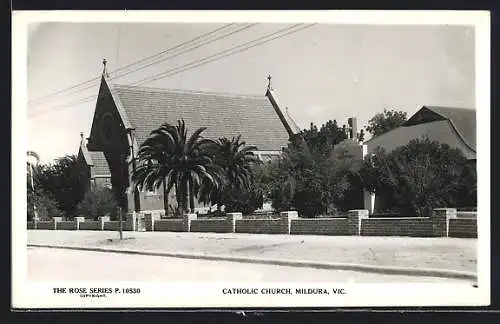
{"left": 28, "top": 247, "right": 465, "bottom": 283}
{"left": 27, "top": 230, "right": 477, "bottom": 273}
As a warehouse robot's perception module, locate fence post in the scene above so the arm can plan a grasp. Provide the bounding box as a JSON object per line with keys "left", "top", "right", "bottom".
{"left": 75, "top": 217, "right": 85, "bottom": 230}
{"left": 183, "top": 213, "right": 197, "bottom": 232}
{"left": 52, "top": 217, "right": 62, "bottom": 230}
{"left": 98, "top": 216, "right": 110, "bottom": 231}
{"left": 126, "top": 211, "right": 136, "bottom": 232}
{"left": 226, "top": 212, "right": 243, "bottom": 233}
{"left": 347, "top": 210, "right": 369, "bottom": 235}
{"left": 280, "top": 211, "right": 299, "bottom": 234}
{"left": 118, "top": 207, "right": 123, "bottom": 240}
{"left": 432, "top": 208, "right": 457, "bottom": 237}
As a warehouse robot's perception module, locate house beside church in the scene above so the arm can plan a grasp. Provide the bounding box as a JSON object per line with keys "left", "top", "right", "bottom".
{"left": 365, "top": 106, "right": 476, "bottom": 161}
{"left": 78, "top": 65, "right": 300, "bottom": 215}
{"left": 335, "top": 105, "right": 477, "bottom": 214}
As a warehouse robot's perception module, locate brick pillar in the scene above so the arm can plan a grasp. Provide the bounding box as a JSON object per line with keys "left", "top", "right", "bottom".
{"left": 183, "top": 213, "right": 197, "bottom": 232}
{"left": 126, "top": 211, "right": 137, "bottom": 232}
{"left": 75, "top": 217, "right": 85, "bottom": 230}
{"left": 226, "top": 212, "right": 243, "bottom": 233}
{"left": 52, "top": 217, "right": 62, "bottom": 230}
{"left": 280, "top": 211, "right": 299, "bottom": 234}
{"left": 99, "top": 216, "right": 110, "bottom": 231}
{"left": 144, "top": 212, "right": 154, "bottom": 231}
{"left": 432, "top": 208, "right": 457, "bottom": 237}
{"left": 347, "top": 209, "right": 369, "bottom": 235}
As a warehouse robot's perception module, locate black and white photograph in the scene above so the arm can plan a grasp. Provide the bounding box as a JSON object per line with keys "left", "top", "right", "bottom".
{"left": 12, "top": 10, "right": 490, "bottom": 308}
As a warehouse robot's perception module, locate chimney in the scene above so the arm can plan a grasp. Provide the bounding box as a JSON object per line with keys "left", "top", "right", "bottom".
{"left": 348, "top": 117, "right": 357, "bottom": 140}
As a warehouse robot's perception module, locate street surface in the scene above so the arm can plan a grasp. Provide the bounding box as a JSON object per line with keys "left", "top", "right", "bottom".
{"left": 28, "top": 247, "right": 465, "bottom": 283}
{"left": 28, "top": 230, "right": 477, "bottom": 273}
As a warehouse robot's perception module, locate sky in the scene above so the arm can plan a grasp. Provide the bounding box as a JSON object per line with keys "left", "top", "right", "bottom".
{"left": 26, "top": 21, "right": 475, "bottom": 164}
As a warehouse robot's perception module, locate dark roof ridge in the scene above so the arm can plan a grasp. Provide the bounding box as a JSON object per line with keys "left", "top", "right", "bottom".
{"left": 109, "top": 83, "right": 268, "bottom": 100}
{"left": 443, "top": 118, "right": 476, "bottom": 153}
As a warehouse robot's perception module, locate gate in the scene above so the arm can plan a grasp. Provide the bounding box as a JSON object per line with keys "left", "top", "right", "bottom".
{"left": 136, "top": 215, "right": 146, "bottom": 232}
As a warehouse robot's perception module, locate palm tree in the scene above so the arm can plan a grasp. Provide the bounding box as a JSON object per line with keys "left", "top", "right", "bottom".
{"left": 208, "top": 135, "right": 261, "bottom": 210}
{"left": 131, "top": 120, "right": 217, "bottom": 215}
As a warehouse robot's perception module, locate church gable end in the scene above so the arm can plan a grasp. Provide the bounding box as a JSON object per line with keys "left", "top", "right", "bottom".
{"left": 87, "top": 76, "right": 130, "bottom": 154}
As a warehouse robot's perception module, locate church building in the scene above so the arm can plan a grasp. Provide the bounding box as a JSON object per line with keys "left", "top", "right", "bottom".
{"left": 78, "top": 63, "right": 300, "bottom": 215}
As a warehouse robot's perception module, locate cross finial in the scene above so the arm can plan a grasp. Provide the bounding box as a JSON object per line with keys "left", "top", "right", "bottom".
{"left": 102, "top": 58, "right": 109, "bottom": 77}
{"left": 267, "top": 74, "right": 272, "bottom": 90}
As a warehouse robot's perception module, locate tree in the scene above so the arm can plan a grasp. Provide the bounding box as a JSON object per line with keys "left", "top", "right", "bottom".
{"left": 258, "top": 120, "right": 359, "bottom": 216}
{"left": 365, "top": 109, "right": 408, "bottom": 137}
{"left": 27, "top": 189, "right": 63, "bottom": 220}
{"left": 211, "top": 136, "right": 262, "bottom": 213}
{"left": 131, "top": 120, "right": 217, "bottom": 215}
{"left": 360, "top": 137, "right": 475, "bottom": 216}
{"left": 75, "top": 186, "right": 119, "bottom": 220}
{"left": 32, "top": 155, "right": 87, "bottom": 218}
{"left": 301, "top": 120, "right": 347, "bottom": 157}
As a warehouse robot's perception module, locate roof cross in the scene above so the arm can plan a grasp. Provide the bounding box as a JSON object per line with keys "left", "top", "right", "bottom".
{"left": 267, "top": 74, "right": 272, "bottom": 91}
{"left": 102, "top": 58, "right": 109, "bottom": 78}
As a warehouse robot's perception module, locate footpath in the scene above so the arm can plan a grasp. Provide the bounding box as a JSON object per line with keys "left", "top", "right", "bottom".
{"left": 27, "top": 230, "right": 477, "bottom": 280}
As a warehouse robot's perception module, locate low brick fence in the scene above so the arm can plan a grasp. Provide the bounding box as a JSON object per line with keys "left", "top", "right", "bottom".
{"left": 154, "top": 219, "right": 184, "bottom": 232}
{"left": 361, "top": 217, "right": 434, "bottom": 237}
{"left": 56, "top": 221, "right": 78, "bottom": 231}
{"left": 190, "top": 219, "right": 232, "bottom": 233}
{"left": 103, "top": 221, "right": 125, "bottom": 231}
{"left": 457, "top": 211, "right": 477, "bottom": 219}
{"left": 235, "top": 218, "right": 289, "bottom": 234}
{"left": 27, "top": 208, "right": 477, "bottom": 238}
{"left": 290, "top": 218, "right": 348, "bottom": 235}
{"left": 78, "top": 221, "right": 100, "bottom": 231}
{"left": 36, "top": 221, "right": 53, "bottom": 230}
{"left": 449, "top": 218, "right": 477, "bottom": 238}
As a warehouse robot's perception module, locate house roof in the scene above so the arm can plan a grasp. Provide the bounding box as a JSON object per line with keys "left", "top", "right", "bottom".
{"left": 404, "top": 106, "right": 476, "bottom": 150}
{"left": 365, "top": 106, "right": 476, "bottom": 160}
{"left": 108, "top": 82, "right": 291, "bottom": 151}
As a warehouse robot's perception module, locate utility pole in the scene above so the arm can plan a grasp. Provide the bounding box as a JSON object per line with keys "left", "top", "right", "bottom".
{"left": 118, "top": 206, "right": 123, "bottom": 240}
{"left": 27, "top": 151, "right": 40, "bottom": 221}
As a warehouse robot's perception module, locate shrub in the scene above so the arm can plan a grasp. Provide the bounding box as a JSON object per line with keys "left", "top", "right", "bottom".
{"left": 76, "top": 186, "right": 119, "bottom": 220}
{"left": 361, "top": 137, "right": 476, "bottom": 216}
{"left": 27, "top": 189, "right": 63, "bottom": 220}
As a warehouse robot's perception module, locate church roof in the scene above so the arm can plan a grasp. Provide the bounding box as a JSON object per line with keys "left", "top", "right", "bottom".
{"left": 365, "top": 105, "right": 476, "bottom": 159}
{"left": 79, "top": 140, "right": 111, "bottom": 176}
{"left": 88, "top": 151, "right": 111, "bottom": 176}
{"left": 108, "top": 83, "right": 291, "bottom": 151}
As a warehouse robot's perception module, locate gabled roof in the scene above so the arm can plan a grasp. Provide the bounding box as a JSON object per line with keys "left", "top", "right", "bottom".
{"left": 365, "top": 105, "right": 477, "bottom": 160}
{"left": 107, "top": 81, "right": 291, "bottom": 151}
{"left": 78, "top": 139, "right": 111, "bottom": 176}
{"left": 88, "top": 151, "right": 111, "bottom": 176}
{"left": 404, "top": 106, "right": 476, "bottom": 151}
{"left": 78, "top": 140, "right": 93, "bottom": 166}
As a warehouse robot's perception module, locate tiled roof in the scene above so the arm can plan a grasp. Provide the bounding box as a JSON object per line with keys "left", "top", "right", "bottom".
{"left": 88, "top": 151, "right": 111, "bottom": 176}
{"left": 109, "top": 83, "right": 290, "bottom": 151}
{"left": 417, "top": 106, "right": 476, "bottom": 151}
{"left": 366, "top": 119, "right": 476, "bottom": 160}
{"left": 79, "top": 141, "right": 93, "bottom": 166}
